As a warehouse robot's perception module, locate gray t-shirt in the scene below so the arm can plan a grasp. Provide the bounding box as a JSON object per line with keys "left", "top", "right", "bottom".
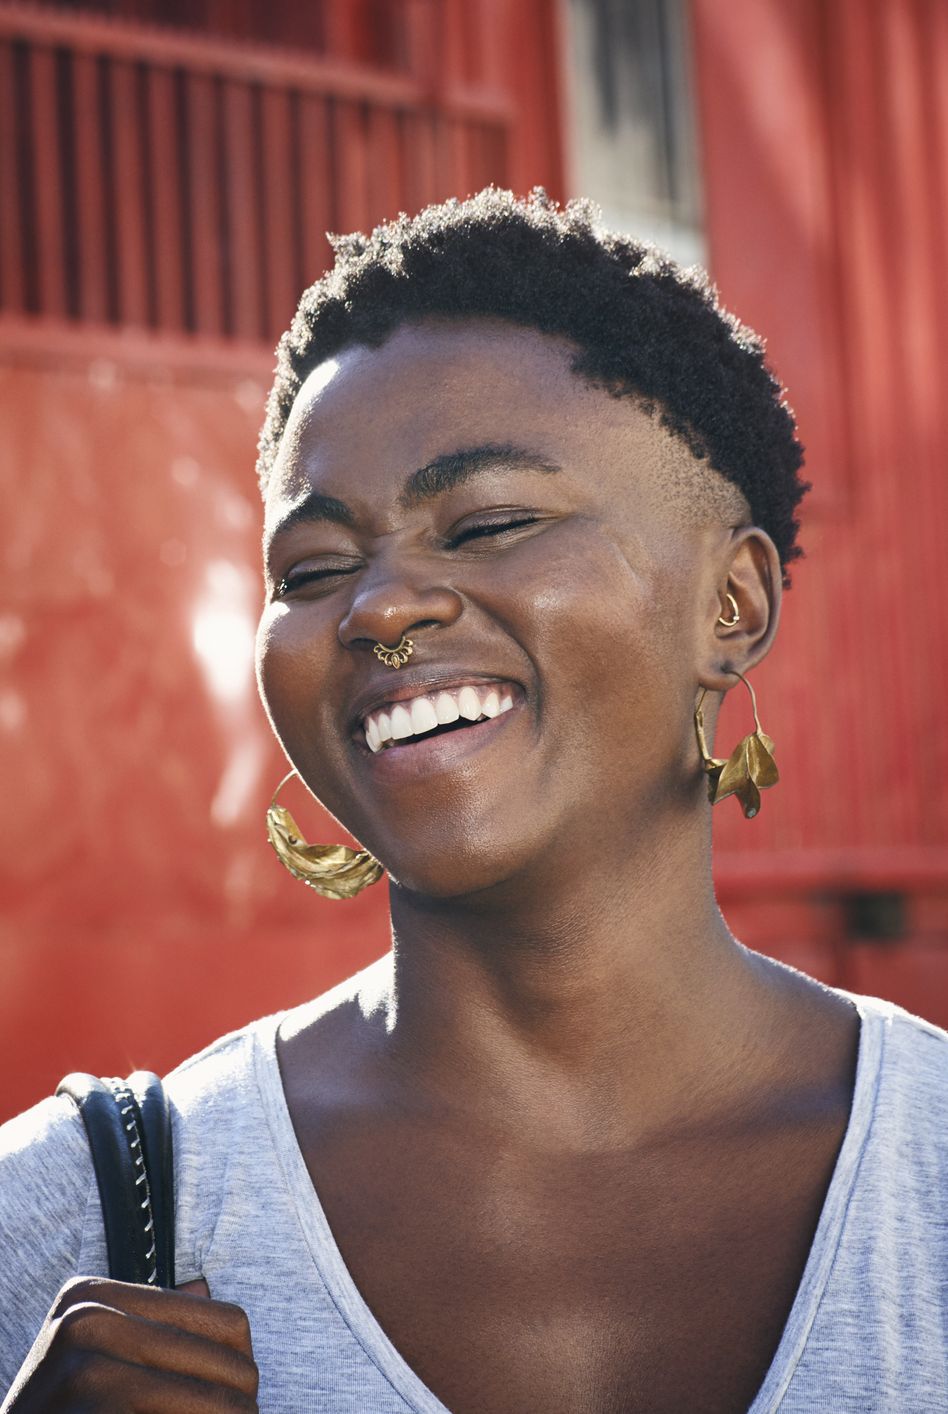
{"left": 1, "top": 983, "right": 946, "bottom": 1411}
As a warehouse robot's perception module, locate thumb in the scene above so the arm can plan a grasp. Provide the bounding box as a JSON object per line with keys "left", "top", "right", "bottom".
{"left": 176, "top": 1277, "right": 211, "bottom": 1298}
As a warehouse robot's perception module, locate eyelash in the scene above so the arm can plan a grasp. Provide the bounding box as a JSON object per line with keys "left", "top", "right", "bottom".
{"left": 277, "top": 566, "right": 352, "bottom": 595}
{"left": 277, "top": 518, "right": 540, "bottom": 596}
{"left": 448, "top": 515, "right": 539, "bottom": 547}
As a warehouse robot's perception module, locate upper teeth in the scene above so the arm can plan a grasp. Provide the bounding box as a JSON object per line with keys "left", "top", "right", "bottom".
{"left": 363, "top": 684, "right": 515, "bottom": 752}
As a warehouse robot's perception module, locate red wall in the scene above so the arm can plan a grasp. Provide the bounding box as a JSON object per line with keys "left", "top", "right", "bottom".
{"left": 0, "top": 338, "right": 391, "bottom": 1117}
{"left": 692, "top": 0, "right": 948, "bottom": 1018}
{"left": 2, "top": 0, "right": 947, "bottom": 1123}
{"left": 0, "top": 0, "right": 565, "bottom": 1121}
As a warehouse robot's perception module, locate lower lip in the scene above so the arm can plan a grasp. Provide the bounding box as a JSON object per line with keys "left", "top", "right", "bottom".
{"left": 355, "top": 703, "right": 523, "bottom": 781}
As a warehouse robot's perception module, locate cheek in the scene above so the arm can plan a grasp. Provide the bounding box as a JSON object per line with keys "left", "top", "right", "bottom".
{"left": 503, "top": 531, "right": 687, "bottom": 778}
{"left": 254, "top": 605, "right": 334, "bottom": 754}
{"left": 504, "top": 527, "right": 661, "bottom": 696}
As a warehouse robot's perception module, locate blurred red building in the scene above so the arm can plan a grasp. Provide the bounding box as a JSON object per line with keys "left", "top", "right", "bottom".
{"left": 1, "top": 0, "right": 946, "bottom": 1120}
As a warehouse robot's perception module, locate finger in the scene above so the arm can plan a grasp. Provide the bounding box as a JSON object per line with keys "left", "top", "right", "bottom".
{"left": 52, "top": 1276, "right": 254, "bottom": 1356}
{"left": 177, "top": 1278, "right": 211, "bottom": 1298}
{"left": 54, "top": 1301, "right": 258, "bottom": 1398}
{"left": 69, "top": 1349, "right": 257, "bottom": 1412}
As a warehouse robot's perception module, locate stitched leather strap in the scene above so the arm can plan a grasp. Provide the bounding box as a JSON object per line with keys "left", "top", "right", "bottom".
{"left": 128, "top": 1070, "right": 175, "bottom": 1289}
{"left": 57, "top": 1071, "right": 174, "bottom": 1288}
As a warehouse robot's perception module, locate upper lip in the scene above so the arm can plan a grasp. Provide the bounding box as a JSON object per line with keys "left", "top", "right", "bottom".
{"left": 348, "top": 668, "right": 522, "bottom": 733}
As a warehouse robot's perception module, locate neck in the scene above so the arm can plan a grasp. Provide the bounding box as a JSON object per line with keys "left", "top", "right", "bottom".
{"left": 377, "top": 812, "right": 771, "bottom": 1146}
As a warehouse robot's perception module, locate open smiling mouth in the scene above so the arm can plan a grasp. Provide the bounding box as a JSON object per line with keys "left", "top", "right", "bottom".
{"left": 360, "top": 683, "right": 516, "bottom": 753}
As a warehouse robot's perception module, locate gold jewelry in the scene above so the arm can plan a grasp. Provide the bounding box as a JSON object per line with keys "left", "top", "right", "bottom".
{"left": 373, "top": 635, "right": 414, "bottom": 668}
{"left": 265, "top": 769, "right": 384, "bottom": 899}
{"left": 717, "top": 592, "right": 740, "bottom": 627}
{"left": 694, "top": 670, "right": 778, "bottom": 818}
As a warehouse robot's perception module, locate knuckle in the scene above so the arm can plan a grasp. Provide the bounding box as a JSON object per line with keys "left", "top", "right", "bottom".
{"left": 219, "top": 1300, "right": 253, "bottom": 1343}
{"left": 53, "top": 1274, "right": 110, "bottom": 1314}
{"left": 236, "top": 1356, "right": 260, "bottom": 1398}
{"left": 53, "top": 1301, "right": 108, "bottom": 1346}
{"left": 58, "top": 1343, "right": 109, "bottom": 1391}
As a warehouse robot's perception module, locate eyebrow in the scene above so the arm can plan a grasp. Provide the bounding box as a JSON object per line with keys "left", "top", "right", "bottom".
{"left": 266, "top": 443, "right": 562, "bottom": 543}
{"left": 398, "top": 442, "right": 561, "bottom": 507}
{"left": 267, "top": 491, "right": 355, "bottom": 541}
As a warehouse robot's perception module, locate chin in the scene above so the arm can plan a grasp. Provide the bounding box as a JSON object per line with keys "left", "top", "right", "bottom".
{"left": 380, "top": 832, "right": 538, "bottom": 903}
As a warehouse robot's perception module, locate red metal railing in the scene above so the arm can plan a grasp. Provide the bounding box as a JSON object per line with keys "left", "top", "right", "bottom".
{"left": 0, "top": 3, "right": 511, "bottom": 341}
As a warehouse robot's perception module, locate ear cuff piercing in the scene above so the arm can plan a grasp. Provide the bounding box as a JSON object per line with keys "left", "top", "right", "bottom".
{"left": 718, "top": 592, "right": 740, "bottom": 627}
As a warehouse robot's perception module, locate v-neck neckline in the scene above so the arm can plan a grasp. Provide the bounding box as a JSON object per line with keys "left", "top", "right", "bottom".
{"left": 251, "top": 990, "right": 884, "bottom": 1414}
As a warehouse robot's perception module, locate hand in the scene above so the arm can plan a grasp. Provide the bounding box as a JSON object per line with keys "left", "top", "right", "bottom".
{"left": 1, "top": 1275, "right": 258, "bottom": 1411}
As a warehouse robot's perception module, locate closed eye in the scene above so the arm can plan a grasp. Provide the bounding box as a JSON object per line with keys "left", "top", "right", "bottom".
{"left": 449, "top": 516, "right": 541, "bottom": 547}
{"left": 277, "top": 565, "right": 357, "bottom": 596}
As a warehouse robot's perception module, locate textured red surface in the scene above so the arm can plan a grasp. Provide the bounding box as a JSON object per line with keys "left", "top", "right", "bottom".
{"left": 0, "top": 0, "right": 566, "bottom": 1121}
{"left": 0, "top": 345, "right": 393, "bottom": 1118}
{"left": 692, "top": 0, "right": 948, "bottom": 1017}
{"left": 1, "top": 0, "right": 947, "bottom": 1124}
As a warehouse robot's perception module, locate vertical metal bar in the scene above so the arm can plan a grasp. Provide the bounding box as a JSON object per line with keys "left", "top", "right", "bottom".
{"left": 297, "top": 91, "right": 332, "bottom": 287}
{"left": 810, "top": 0, "right": 884, "bottom": 851}
{"left": 928, "top": 0, "right": 948, "bottom": 256}
{"left": 440, "top": 0, "right": 467, "bottom": 89}
{"left": 457, "top": 0, "right": 483, "bottom": 83}
{"left": 402, "top": 108, "right": 437, "bottom": 213}
{"left": 0, "top": 41, "right": 25, "bottom": 313}
{"left": 110, "top": 59, "right": 149, "bottom": 325}
{"left": 401, "top": 0, "right": 438, "bottom": 86}
{"left": 72, "top": 50, "right": 108, "bottom": 324}
{"left": 29, "top": 43, "right": 67, "bottom": 317}
{"left": 881, "top": 0, "right": 945, "bottom": 844}
{"left": 436, "top": 116, "right": 465, "bottom": 203}
{"left": 467, "top": 122, "right": 501, "bottom": 194}
{"left": 260, "top": 85, "right": 298, "bottom": 340}
{"left": 323, "top": 0, "right": 360, "bottom": 62}
{"left": 477, "top": 0, "right": 506, "bottom": 90}
{"left": 147, "top": 64, "right": 186, "bottom": 331}
{"left": 185, "top": 70, "right": 223, "bottom": 336}
{"left": 333, "top": 99, "right": 369, "bottom": 235}
{"left": 834, "top": 0, "right": 943, "bottom": 851}
{"left": 924, "top": 0, "right": 948, "bottom": 850}
{"left": 221, "top": 77, "right": 262, "bottom": 340}
{"left": 367, "top": 104, "right": 401, "bottom": 229}
{"left": 488, "top": 121, "right": 509, "bottom": 187}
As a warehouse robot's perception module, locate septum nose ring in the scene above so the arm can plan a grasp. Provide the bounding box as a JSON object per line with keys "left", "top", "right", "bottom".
{"left": 373, "top": 635, "right": 414, "bottom": 669}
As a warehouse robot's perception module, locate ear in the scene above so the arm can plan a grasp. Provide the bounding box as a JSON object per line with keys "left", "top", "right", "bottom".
{"left": 696, "top": 526, "right": 782, "bottom": 694}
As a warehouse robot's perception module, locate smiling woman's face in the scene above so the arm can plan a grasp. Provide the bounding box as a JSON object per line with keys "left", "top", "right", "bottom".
{"left": 256, "top": 319, "right": 746, "bottom": 898}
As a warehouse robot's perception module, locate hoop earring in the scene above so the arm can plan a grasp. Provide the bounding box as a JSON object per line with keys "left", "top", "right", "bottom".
{"left": 694, "top": 670, "right": 778, "bottom": 818}
{"left": 265, "top": 770, "right": 384, "bottom": 899}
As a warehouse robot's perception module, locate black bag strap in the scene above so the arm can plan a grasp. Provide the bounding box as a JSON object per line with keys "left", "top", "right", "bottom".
{"left": 128, "top": 1070, "right": 175, "bottom": 1289}
{"left": 57, "top": 1071, "right": 175, "bottom": 1289}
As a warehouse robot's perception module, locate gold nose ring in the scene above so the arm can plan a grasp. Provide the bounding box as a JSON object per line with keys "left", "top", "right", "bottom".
{"left": 373, "top": 635, "right": 414, "bottom": 669}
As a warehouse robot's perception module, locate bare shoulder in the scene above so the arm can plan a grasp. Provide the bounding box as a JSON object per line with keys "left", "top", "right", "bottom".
{"left": 741, "top": 947, "right": 862, "bottom": 1083}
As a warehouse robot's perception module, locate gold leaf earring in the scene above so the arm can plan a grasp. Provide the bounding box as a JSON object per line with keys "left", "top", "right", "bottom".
{"left": 694, "top": 669, "right": 779, "bottom": 819}
{"left": 265, "top": 769, "right": 384, "bottom": 899}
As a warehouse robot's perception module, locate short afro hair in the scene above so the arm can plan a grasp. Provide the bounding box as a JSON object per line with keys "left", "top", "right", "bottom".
{"left": 258, "top": 187, "right": 810, "bottom": 588}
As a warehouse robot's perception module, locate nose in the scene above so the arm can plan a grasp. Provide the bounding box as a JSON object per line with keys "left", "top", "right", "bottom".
{"left": 337, "top": 557, "right": 463, "bottom": 655}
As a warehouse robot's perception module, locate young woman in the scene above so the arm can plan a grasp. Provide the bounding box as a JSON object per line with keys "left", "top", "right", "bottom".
{"left": 2, "top": 189, "right": 946, "bottom": 1413}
